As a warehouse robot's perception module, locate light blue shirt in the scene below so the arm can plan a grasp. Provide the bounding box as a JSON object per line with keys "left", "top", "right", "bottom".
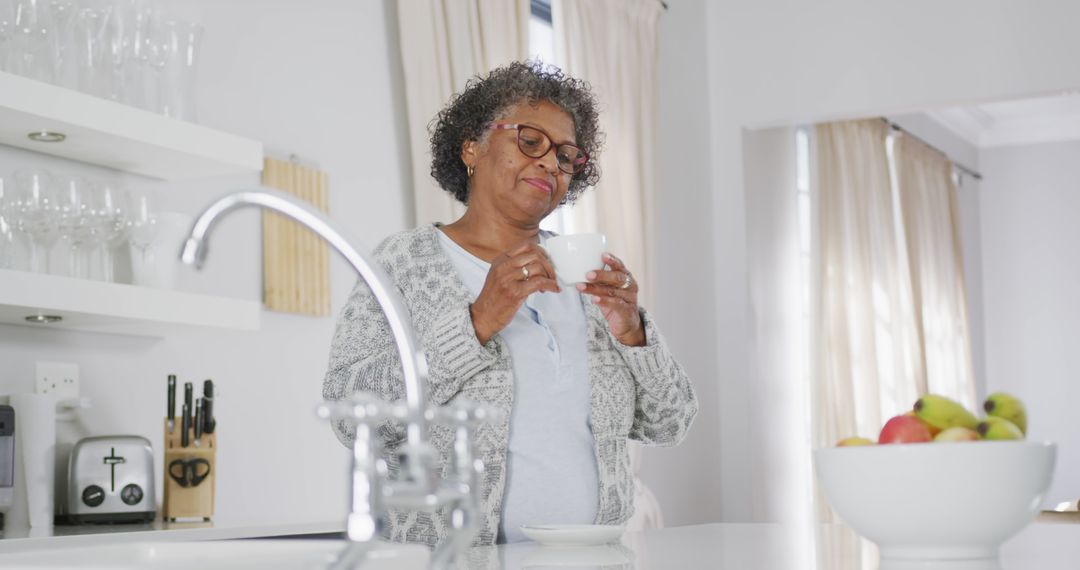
{"left": 436, "top": 229, "right": 598, "bottom": 544}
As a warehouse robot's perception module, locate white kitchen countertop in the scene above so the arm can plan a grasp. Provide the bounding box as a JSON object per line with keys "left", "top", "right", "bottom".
{"left": 0, "top": 514, "right": 344, "bottom": 554}
{"left": 487, "top": 520, "right": 1080, "bottom": 569}
{"left": 1, "top": 518, "right": 1078, "bottom": 568}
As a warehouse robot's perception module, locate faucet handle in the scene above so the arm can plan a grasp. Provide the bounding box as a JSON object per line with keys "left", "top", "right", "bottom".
{"left": 429, "top": 398, "right": 505, "bottom": 428}
{"left": 316, "top": 392, "right": 397, "bottom": 425}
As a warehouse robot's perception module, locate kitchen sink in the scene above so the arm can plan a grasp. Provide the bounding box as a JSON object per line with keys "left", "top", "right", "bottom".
{"left": 0, "top": 539, "right": 430, "bottom": 569}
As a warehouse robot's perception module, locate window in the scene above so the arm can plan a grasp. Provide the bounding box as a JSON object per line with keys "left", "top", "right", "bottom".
{"left": 529, "top": 0, "right": 555, "bottom": 65}
{"left": 529, "top": 0, "right": 588, "bottom": 236}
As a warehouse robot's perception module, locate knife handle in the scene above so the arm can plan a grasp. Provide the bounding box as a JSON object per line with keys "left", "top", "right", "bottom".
{"left": 167, "top": 375, "right": 176, "bottom": 433}
{"left": 181, "top": 403, "right": 190, "bottom": 447}
{"left": 194, "top": 399, "right": 203, "bottom": 445}
{"left": 202, "top": 379, "right": 215, "bottom": 434}
{"left": 184, "top": 382, "right": 193, "bottom": 411}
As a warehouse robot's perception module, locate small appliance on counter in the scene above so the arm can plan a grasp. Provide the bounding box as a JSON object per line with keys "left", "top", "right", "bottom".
{"left": 0, "top": 406, "right": 14, "bottom": 520}
{"left": 63, "top": 436, "right": 156, "bottom": 524}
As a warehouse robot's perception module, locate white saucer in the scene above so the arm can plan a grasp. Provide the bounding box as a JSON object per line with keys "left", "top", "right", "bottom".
{"left": 519, "top": 524, "right": 625, "bottom": 547}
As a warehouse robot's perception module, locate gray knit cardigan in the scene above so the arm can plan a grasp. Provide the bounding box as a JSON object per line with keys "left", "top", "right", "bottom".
{"left": 322, "top": 224, "right": 697, "bottom": 547}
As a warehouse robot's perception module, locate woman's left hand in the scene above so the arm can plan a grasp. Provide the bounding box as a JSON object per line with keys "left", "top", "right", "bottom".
{"left": 576, "top": 253, "right": 645, "bottom": 347}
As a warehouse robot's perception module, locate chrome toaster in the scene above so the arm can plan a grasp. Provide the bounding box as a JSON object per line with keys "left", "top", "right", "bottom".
{"left": 64, "top": 436, "right": 156, "bottom": 523}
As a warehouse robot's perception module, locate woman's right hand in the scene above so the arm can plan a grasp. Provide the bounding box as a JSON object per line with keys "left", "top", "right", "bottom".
{"left": 470, "top": 241, "right": 560, "bottom": 344}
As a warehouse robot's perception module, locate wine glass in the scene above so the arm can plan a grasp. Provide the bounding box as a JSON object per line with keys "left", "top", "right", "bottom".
{"left": 0, "top": 174, "right": 16, "bottom": 270}
{"left": 0, "top": 0, "right": 14, "bottom": 73}
{"left": 125, "top": 187, "right": 158, "bottom": 283}
{"left": 103, "top": 0, "right": 129, "bottom": 101}
{"left": 11, "top": 169, "right": 59, "bottom": 273}
{"left": 120, "top": 0, "right": 154, "bottom": 108}
{"left": 11, "top": 0, "right": 57, "bottom": 83}
{"left": 55, "top": 175, "right": 95, "bottom": 278}
{"left": 74, "top": 2, "right": 111, "bottom": 98}
{"left": 88, "top": 180, "right": 126, "bottom": 281}
{"left": 47, "top": 0, "right": 77, "bottom": 88}
{"left": 151, "top": 18, "right": 202, "bottom": 120}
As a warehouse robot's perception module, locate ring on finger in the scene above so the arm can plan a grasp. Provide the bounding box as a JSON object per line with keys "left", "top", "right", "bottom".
{"left": 521, "top": 265, "right": 530, "bottom": 280}
{"left": 620, "top": 272, "right": 632, "bottom": 290}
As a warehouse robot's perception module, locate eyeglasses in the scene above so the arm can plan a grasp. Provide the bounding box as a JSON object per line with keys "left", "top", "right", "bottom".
{"left": 488, "top": 123, "right": 589, "bottom": 175}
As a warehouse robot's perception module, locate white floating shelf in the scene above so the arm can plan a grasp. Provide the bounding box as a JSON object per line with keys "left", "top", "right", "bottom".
{"left": 0, "top": 269, "right": 260, "bottom": 337}
{"left": 0, "top": 71, "right": 263, "bottom": 180}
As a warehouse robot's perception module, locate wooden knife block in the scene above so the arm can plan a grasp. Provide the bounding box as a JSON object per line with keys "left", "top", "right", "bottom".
{"left": 162, "top": 419, "right": 216, "bottom": 521}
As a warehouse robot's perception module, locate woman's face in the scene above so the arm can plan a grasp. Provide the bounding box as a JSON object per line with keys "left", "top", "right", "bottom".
{"left": 462, "top": 100, "right": 576, "bottom": 225}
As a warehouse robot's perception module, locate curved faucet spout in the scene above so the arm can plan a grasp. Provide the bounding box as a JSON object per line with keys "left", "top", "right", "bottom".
{"left": 181, "top": 188, "right": 429, "bottom": 445}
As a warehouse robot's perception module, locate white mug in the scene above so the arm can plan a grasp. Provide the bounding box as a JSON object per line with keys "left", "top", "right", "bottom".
{"left": 543, "top": 233, "right": 607, "bottom": 285}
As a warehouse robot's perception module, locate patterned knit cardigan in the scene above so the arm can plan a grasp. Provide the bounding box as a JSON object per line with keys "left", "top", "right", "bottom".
{"left": 322, "top": 224, "right": 698, "bottom": 547}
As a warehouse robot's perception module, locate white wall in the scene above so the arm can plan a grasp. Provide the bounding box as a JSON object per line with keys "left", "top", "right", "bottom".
{"left": 0, "top": 0, "right": 411, "bottom": 525}
{"left": 742, "top": 126, "right": 812, "bottom": 524}
{"left": 643, "top": 0, "right": 721, "bottom": 527}
{"left": 978, "top": 141, "right": 1080, "bottom": 508}
{"left": 703, "top": 0, "right": 1080, "bottom": 521}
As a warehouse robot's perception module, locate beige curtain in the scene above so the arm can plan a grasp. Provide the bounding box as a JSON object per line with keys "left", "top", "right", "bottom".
{"left": 893, "top": 134, "right": 976, "bottom": 409}
{"left": 552, "top": 0, "right": 662, "bottom": 310}
{"left": 552, "top": 0, "right": 664, "bottom": 531}
{"left": 812, "top": 120, "right": 978, "bottom": 567}
{"left": 813, "top": 119, "right": 926, "bottom": 455}
{"left": 813, "top": 118, "right": 920, "bottom": 567}
{"left": 396, "top": 0, "right": 530, "bottom": 226}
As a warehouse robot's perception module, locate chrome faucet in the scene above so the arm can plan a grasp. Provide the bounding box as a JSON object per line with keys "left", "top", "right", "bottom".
{"left": 181, "top": 188, "right": 500, "bottom": 570}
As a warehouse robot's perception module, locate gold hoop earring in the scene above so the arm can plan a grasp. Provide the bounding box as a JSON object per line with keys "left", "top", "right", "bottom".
{"left": 467, "top": 164, "right": 475, "bottom": 177}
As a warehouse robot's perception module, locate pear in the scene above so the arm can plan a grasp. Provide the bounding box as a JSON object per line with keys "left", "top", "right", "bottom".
{"left": 933, "top": 426, "right": 980, "bottom": 442}
{"left": 977, "top": 416, "right": 1024, "bottom": 441}
{"left": 837, "top": 436, "right": 875, "bottom": 447}
{"left": 913, "top": 394, "right": 978, "bottom": 431}
{"left": 984, "top": 392, "right": 1027, "bottom": 435}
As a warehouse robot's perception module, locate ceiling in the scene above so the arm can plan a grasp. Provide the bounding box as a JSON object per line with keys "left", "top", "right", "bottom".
{"left": 927, "top": 92, "right": 1080, "bottom": 148}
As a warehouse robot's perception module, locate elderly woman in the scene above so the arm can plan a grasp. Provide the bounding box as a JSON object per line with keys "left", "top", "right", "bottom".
{"left": 323, "top": 61, "right": 696, "bottom": 547}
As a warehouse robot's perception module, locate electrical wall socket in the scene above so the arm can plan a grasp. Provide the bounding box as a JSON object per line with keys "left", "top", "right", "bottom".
{"left": 35, "top": 362, "right": 80, "bottom": 399}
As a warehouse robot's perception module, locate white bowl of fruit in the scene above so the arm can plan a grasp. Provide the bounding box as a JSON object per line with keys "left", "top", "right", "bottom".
{"left": 814, "top": 393, "right": 1056, "bottom": 561}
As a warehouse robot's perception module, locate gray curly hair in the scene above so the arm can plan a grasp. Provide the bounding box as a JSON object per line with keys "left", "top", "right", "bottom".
{"left": 429, "top": 60, "right": 603, "bottom": 205}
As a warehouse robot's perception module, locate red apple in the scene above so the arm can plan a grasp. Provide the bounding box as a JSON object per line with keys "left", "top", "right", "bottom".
{"left": 878, "top": 414, "right": 932, "bottom": 444}
{"left": 904, "top": 410, "right": 941, "bottom": 436}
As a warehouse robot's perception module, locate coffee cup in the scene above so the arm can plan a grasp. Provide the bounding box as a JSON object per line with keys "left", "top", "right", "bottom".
{"left": 543, "top": 233, "right": 607, "bottom": 285}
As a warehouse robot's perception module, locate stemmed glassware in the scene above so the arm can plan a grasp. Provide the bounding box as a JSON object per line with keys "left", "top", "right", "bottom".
{"left": 11, "top": 169, "right": 59, "bottom": 273}
{"left": 3, "top": 0, "right": 203, "bottom": 123}
{"left": 1, "top": 168, "right": 172, "bottom": 284}
{"left": 73, "top": 1, "right": 110, "bottom": 97}
{"left": 88, "top": 180, "right": 125, "bottom": 282}
{"left": 102, "top": 0, "right": 127, "bottom": 101}
{"left": 55, "top": 174, "right": 95, "bottom": 277}
{"left": 48, "top": 0, "right": 76, "bottom": 87}
{"left": 125, "top": 186, "right": 157, "bottom": 277}
{"left": 10, "top": 0, "right": 56, "bottom": 82}
{"left": 0, "top": 0, "right": 15, "bottom": 73}
{"left": 0, "top": 175, "right": 16, "bottom": 270}
{"left": 150, "top": 17, "right": 201, "bottom": 120}
{"left": 119, "top": 0, "right": 151, "bottom": 108}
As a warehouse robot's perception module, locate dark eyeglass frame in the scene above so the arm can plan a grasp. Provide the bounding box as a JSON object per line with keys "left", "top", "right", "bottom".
{"left": 488, "top": 123, "right": 589, "bottom": 175}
